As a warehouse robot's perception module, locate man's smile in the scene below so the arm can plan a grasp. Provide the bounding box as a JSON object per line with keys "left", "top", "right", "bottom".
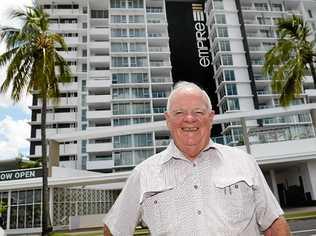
{"left": 181, "top": 127, "right": 199, "bottom": 131}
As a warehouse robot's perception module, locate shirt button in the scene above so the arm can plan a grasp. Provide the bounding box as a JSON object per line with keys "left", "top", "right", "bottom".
{"left": 194, "top": 185, "right": 198, "bottom": 189}
{"left": 154, "top": 200, "right": 157, "bottom": 204}
{"left": 197, "top": 210, "right": 202, "bottom": 215}
{"left": 193, "top": 163, "right": 196, "bottom": 167}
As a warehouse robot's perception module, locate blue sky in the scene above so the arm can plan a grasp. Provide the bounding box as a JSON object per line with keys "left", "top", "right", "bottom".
{"left": 0, "top": 0, "right": 34, "bottom": 160}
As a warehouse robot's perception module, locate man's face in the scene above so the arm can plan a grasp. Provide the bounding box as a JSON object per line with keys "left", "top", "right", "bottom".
{"left": 164, "top": 88, "right": 214, "bottom": 160}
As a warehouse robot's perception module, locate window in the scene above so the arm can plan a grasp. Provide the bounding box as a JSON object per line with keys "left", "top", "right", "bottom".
{"left": 133, "top": 117, "right": 151, "bottom": 124}
{"left": 226, "top": 84, "right": 237, "bottom": 95}
{"left": 130, "top": 42, "right": 146, "bottom": 52}
{"left": 129, "top": 28, "right": 145, "bottom": 37}
{"left": 215, "top": 14, "right": 226, "bottom": 24}
{"left": 113, "top": 103, "right": 130, "bottom": 115}
{"left": 217, "top": 26, "right": 228, "bottom": 37}
{"left": 112, "top": 73, "right": 129, "bottom": 84}
{"left": 129, "top": 15, "right": 144, "bottom": 23}
{"left": 128, "top": 0, "right": 143, "bottom": 8}
{"left": 113, "top": 118, "right": 131, "bottom": 126}
{"left": 111, "top": 42, "right": 128, "bottom": 52}
{"left": 110, "top": 0, "right": 126, "bottom": 8}
{"left": 111, "top": 15, "right": 127, "bottom": 23}
{"left": 221, "top": 98, "right": 240, "bottom": 112}
{"left": 114, "top": 151, "right": 133, "bottom": 165}
{"left": 112, "top": 57, "right": 129, "bottom": 67}
{"left": 132, "top": 88, "right": 149, "bottom": 98}
{"left": 221, "top": 54, "right": 233, "bottom": 65}
{"left": 134, "top": 149, "right": 154, "bottom": 164}
{"left": 132, "top": 102, "right": 150, "bottom": 114}
{"left": 114, "top": 135, "right": 132, "bottom": 148}
{"left": 219, "top": 40, "right": 231, "bottom": 51}
{"left": 112, "top": 88, "right": 130, "bottom": 99}
{"left": 111, "top": 28, "right": 128, "bottom": 37}
{"left": 271, "top": 3, "right": 282, "bottom": 12}
{"left": 134, "top": 133, "right": 153, "bottom": 147}
{"left": 213, "top": 0, "right": 224, "bottom": 9}
{"left": 254, "top": 3, "right": 268, "bottom": 11}
{"left": 130, "top": 56, "right": 147, "bottom": 67}
{"left": 224, "top": 70, "right": 235, "bottom": 81}
{"left": 131, "top": 73, "right": 148, "bottom": 83}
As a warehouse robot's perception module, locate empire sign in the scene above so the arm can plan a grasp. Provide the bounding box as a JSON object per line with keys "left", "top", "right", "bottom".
{"left": 0, "top": 168, "right": 42, "bottom": 182}
{"left": 192, "top": 3, "right": 210, "bottom": 68}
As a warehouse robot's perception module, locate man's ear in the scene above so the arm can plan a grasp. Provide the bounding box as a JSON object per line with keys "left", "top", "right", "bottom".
{"left": 164, "top": 112, "right": 170, "bottom": 128}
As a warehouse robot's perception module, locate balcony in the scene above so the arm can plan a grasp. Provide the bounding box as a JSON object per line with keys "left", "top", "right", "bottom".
{"left": 150, "top": 61, "right": 171, "bottom": 67}
{"left": 149, "top": 47, "right": 169, "bottom": 52}
{"left": 153, "top": 106, "right": 166, "bottom": 113}
{"left": 90, "top": 55, "right": 110, "bottom": 63}
{"left": 87, "top": 110, "right": 111, "bottom": 119}
{"left": 155, "top": 139, "right": 170, "bottom": 146}
{"left": 86, "top": 159, "right": 114, "bottom": 170}
{"left": 152, "top": 91, "right": 170, "bottom": 98}
{"left": 89, "top": 27, "right": 109, "bottom": 35}
{"left": 86, "top": 142, "right": 113, "bottom": 153}
{"left": 36, "top": 112, "right": 76, "bottom": 123}
{"left": 49, "top": 23, "right": 78, "bottom": 31}
{"left": 89, "top": 41, "right": 110, "bottom": 48}
{"left": 34, "top": 143, "right": 77, "bottom": 156}
{"left": 58, "top": 82, "right": 78, "bottom": 91}
{"left": 87, "top": 95, "right": 111, "bottom": 104}
{"left": 89, "top": 70, "right": 110, "bottom": 77}
{"left": 37, "top": 97, "right": 78, "bottom": 107}
{"left": 87, "top": 80, "right": 111, "bottom": 88}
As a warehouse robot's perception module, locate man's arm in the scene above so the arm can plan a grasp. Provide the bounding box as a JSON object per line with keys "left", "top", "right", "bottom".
{"left": 264, "top": 216, "right": 291, "bottom": 236}
{"left": 104, "top": 224, "right": 112, "bottom": 236}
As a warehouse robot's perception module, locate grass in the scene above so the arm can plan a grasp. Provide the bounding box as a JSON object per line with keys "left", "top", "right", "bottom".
{"left": 49, "top": 228, "right": 150, "bottom": 236}
{"left": 284, "top": 210, "right": 316, "bottom": 220}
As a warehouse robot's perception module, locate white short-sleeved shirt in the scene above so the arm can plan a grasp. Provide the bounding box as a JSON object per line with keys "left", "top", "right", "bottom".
{"left": 103, "top": 140, "right": 283, "bottom": 235}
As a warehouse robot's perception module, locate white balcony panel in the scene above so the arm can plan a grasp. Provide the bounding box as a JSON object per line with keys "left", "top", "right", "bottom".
{"left": 64, "top": 37, "right": 79, "bottom": 44}
{"left": 87, "top": 80, "right": 111, "bottom": 88}
{"left": 305, "top": 89, "right": 316, "bottom": 98}
{"left": 87, "top": 110, "right": 112, "bottom": 119}
{"left": 87, "top": 95, "right": 111, "bottom": 104}
{"left": 90, "top": 28, "right": 110, "bottom": 35}
{"left": 90, "top": 56, "right": 110, "bottom": 63}
{"left": 89, "top": 41, "right": 110, "bottom": 48}
{"left": 36, "top": 128, "right": 76, "bottom": 139}
{"left": 35, "top": 143, "right": 77, "bottom": 156}
{"left": 60, "top": 160, "right": 77, "bottom": 169}
{"left": 89, "top": 70, "right": 110, "bottom": 77}
{"left": 87, "top": 159, "right": 114, "bottom": 170}
{"left": 37, "top": 112, "right": 76, "bottom": 123}
{"left": 57, "top": 51, "right": 78, "bottom": 58}
{"left": 37, "top": 97, "right": 78, "bottom": 107}
{"left": 59, "top": 82, "right": 78, "bottom": 91}
{"left": 44, "top": 9, "right": 80, "bottom": 15}
{"left": 49, "top": 24, "right": 78, "bottom": 31}
{"left": 87, "top": 142, "right": 113, "bottom": 153}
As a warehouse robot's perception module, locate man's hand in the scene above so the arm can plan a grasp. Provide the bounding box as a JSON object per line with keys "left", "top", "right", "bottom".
{"left": 104, "top": 224, "right": 112, "bottom": 236}
{"left": 264, "top": 216, "right": 291, "bottom": 236}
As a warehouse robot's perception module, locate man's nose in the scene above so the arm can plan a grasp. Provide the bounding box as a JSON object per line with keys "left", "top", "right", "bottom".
{"left": 183, "top": 112, "right": 197, "bottom": 122}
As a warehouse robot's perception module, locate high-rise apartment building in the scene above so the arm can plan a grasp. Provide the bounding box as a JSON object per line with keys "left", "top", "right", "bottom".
{"left": 29, "top": 0, "right": 316, "bottom": 191}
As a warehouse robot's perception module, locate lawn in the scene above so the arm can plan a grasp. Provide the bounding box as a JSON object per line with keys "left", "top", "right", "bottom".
{"left": 284, "top": 210, "right": 316, "bottom": 220}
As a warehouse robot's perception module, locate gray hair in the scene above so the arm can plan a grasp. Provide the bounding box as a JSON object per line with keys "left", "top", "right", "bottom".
{"left": 166, "top": 81, "right": 212, "bottom": 111}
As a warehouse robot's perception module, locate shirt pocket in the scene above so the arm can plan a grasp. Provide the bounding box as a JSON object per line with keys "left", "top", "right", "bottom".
{"left": 214, "top": 177, "right": 255, "bottom": 226}
{"left": 141, "top": 188, "right": 176, "bottom": 235}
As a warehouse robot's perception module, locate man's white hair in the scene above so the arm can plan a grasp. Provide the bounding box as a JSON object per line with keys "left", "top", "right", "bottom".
{"left": 166, "top": 81, "right": 212, "bottom": 111}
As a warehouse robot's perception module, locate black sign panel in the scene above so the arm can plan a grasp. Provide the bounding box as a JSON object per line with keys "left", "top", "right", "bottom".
{"left": 0, "top": 168, "right": 42, "bottom": 182}
{"left": 166, "top": 1, "right": 218, "bottom": 114}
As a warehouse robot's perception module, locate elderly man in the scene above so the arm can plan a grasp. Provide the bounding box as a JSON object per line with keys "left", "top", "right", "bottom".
{"left": 103, "top": 81, "right": 290, "bottom": 235}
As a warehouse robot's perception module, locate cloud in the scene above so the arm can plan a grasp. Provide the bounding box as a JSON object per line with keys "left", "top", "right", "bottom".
{"left": 0, "top": 116, "right": 30, "bottom": 160}
{"left": 0, "top": 0, "right": 34, "bottom": 113}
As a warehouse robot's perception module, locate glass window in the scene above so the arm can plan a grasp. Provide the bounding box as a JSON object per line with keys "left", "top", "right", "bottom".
{"left": 215, "top": 14, "right": 226, "bottom": 24}
{"left": 219, "top": 40, "right": 230, "bottom": 51}
{"left": 226, "top": 84, "right": 237, "bottom": 95}
{"left": 111, "top": 28, "right": 128, "bottom": 37}
{"left": 134, "top": 149, "right": 154, "bottom": 164}
{"left": 130, "top": 56, "right": 147, "bottom": 67}
{"left": 217, "top": 26, "right": 228, "bottom": 37}
{"left": 271, "top": 3, "right": 282, "bottom": 11}
{"left": 224, "top": 70, "right": 235, "bottom": 81}
{"left": 128, "top": 15, "right": 144, "bottom": 23}
{"left": 113, "top": 118, "right": 131, "bottom": 126}
{"left": 128, "top": 0, "right": 143, "bottom": 8}
{"left": 114, "top": 151, "right": 133, "bottom": 166}
{"left": 111, "top": 15, "right": 127, "bottom": 23}
{"left": 134, "top": 133, "right": 153, "bottom": 147}
{"left": 110, "top": 0, "right": 126, "bottom": 8}
{"left": 113, "top": 103, "right": 130, "bottom": 115}
{"left": 132, "top": 88, "right": 149, "bottom": 98}
{"left": 114, "top": 135, "right": 132, "bottom": 148}
{"left": 133, "top": 117, "right": 151, "bottom": 124}
{"left": 112, "top": 73, "right": 129, "bottom": 84}
{"left": 131, "top": 73, "right": 148, "bottom": 83}
{"left": 112, "top": 88, "right": 130, "bottom": 99}
{"left": 111, "top": 57, "right": 129, "bottom": 67}
{"left": 221, "top": 54, "right": 233, "bottom": 65}
{"left": 129, "top": 42, "right": 146, "bottom": 52}
{"left": 132, "top": 102, "right": 150, "bottom": 114}
{"left": 129, "top": 28, "right": 145, "bottom": 37}
{"left": 111, "top": 42, "right": 128, "bottom": 52}
{"left": 254, "top": 3, "right": 268, "bottom": 11}
{"left": 213, "top": 0, "right": 224, "bottom": 9}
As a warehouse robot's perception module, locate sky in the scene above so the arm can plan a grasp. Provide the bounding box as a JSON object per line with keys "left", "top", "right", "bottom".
{"left": 0, "top": 0, "right": 34, "bottom": 160}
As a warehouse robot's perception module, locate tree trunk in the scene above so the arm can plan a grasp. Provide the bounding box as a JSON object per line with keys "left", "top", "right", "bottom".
{"left": 309, "top": 62, "right": 316, "bottom": 88}
{"left": 41, "top": 95, "right": 50, "bottom": 236}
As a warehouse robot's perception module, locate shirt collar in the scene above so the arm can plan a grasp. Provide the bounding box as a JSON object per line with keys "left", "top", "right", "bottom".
{"left": 160, "top": 139, "right": 217, "bottom": 165}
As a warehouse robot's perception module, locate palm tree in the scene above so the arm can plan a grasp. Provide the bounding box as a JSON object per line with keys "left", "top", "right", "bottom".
{"left": 0, "top": 6, "right": 71, "bottom": 235}
{"left": 263, "top": 15, "right": 316, "bottom": 106}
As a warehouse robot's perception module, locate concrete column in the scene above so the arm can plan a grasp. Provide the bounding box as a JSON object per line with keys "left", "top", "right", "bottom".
{"left": 241, "top": 118, "right": 251, "bottom": 154}
{"left": 269, "top": 169, "right": 280, "bottom": 202}
{"left": 311, "top": 109, "right": 316, "bottom": 135}
{"left": 6, "top": 190, "right": 11, "bottom": 230}
{"left": 48, "top": 140, "right": 59, "bottom": 177}
{"left": 306, "top": 159, "right": 316, "bottom": 200}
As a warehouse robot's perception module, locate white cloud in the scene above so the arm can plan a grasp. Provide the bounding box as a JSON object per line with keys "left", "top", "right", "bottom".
{"left": 0, "top": 0, "right": 34, "bottom": 113}
{"left": 0, "top": 116, "right": 30, "bottom": 160}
